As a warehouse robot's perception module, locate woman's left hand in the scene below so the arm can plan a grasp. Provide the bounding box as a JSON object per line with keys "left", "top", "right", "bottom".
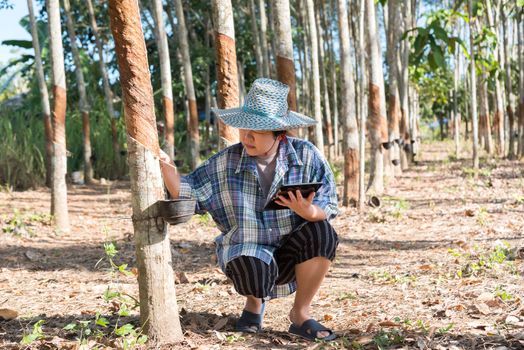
{"left": 274, "top": 190, "right": 315, "bottom": 219}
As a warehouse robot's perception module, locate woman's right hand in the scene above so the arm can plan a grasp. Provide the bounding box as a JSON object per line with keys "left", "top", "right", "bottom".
{"left": 159, "top": 149, "right": 172, "bottom": 166}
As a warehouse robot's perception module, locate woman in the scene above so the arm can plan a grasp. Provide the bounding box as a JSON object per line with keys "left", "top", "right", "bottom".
{"left": 160, "top": 78, "right": 339, "bottom": 341}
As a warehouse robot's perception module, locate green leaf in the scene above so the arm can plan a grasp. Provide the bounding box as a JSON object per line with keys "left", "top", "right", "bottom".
{"left": 104, "top": 242, "right": 117, "bottom": 259}
{"left": 103, "top": 288, "right": 121, "bottom": 301}
{"left": 95, "top": 313, "right": 109, "bottom": 327}
{"left": 115, "top": 323, "right": 135, "bottom": 337}
{"left": 1, "top": 39, "right": 33, "bottom": 49}
{"left": 63, "top": 323, "right": 77, "bottom": 331}
{"left": 433, "top": 25, "right": 449, "bottom": 44}
{"left": 431, "top": 45, "right": 445, "bottom": 69}
{"left": 517, "top": 0, "right": 524, "bottom": 7}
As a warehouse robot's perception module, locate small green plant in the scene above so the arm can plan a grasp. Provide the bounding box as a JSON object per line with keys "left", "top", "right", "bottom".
{"left": 476, "top": 207, "right": 489, "bottom": 226}
{"left": 336, "top": 292, "right": 358, "bottom": 301}
{"left": 196, "top": 212, "right": 213, "bottom": 225}
{"left": 437, "top": 323, "right": 454, "bottom": 335}
{"left": 225, "top": 333, "right": 245, "bottom": 344}
{"left": 391, "top": 198, "right": 410, "bottom": 219}
{"left": 61, "top": 241, "right": 144, "bottom": 349}
{"left": 21, "top": 320, "right": 45, "bottom": 345}
{"left": 494, "top": 286, "right": 513, "bottom": 301}
{"left": 2, "top": 209, "right": 53, "bottom": 237}
{"left": 373, "top": 329, "right": 405, "bottom": 349}
{"left": 451, "top": 242, "right": 514, "bottom": 278}
{"left": 370, "top": 271, "right": 417, "bottom": 285}
{"left": 514, "top": 195, "right": 524, "bottom": 205}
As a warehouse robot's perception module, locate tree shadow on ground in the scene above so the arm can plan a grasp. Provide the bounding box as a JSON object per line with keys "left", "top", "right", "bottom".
{"left": 0, "top": 238, "right": 216, "bottom": 274}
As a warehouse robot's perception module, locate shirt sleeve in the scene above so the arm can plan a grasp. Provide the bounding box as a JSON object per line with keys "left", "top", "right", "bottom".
{"left": 179, "top": 160, "right": 214, "bottom": 214}
{"left": 309, "top": 146, "right": 339, "bottom": 221}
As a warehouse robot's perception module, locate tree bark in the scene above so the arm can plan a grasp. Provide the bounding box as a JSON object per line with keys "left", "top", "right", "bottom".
{"left": 47, "top": 0, "right": 69, "bottom": 233}
{"left": 63, "top": 0, "right": 93, "bottom": 184}
{"left": 305, "top": 0, "right": 324, "bottom": 152}
{"left": 357, "top": 0, "right": 367, "bottom": 210}
{"left": 27, "top": 0, "right": 53, "bottom": 187}
{"left": 174, "top": 0, "right": 200, "bottom": 169}
{"left": 365, "top": 0, "right": 386, "bottom": 194}
{"left": 108, "top": 0, "right": 183, "bottom": 344}
{"left": 86, "top": 0, "right": 120, "bottom": 169}
{"left": 327, "top": 0, "right": 339, "bottom": 157}
{"left": 516, "top": 15, "right": 524, "bottom": 157}
{"left": 315, "top": 2, "right": 334, "bottom": 160}
{"left": 258, "top": 0, "right": 271, "bottom": 77}
{"left": 212, "top": 0, "right": 240, "bottom": 148}
{"left": 398, "top": 0, "right": 411, "bottom": 170}
{"left": 469, "top": 0, "right": 480, "bottom": 171}
{"left": 484, "top": 0, "right": 505, "bottom": 156}
{"left": 502, "top": 5, "right": 515, "bottom": 158}
{"left": 273, "top": 0, "right": 297, "bottom": 112}
{"left": 338, "top": 0, "right": 358, "bottom": 206}
{"left": 386, "top": 0, "right": 402, "bottom": 174}
{"left": 249, "top": 0, "right": 264, "bottom": 77}
{"left": 151, "top": 0, "right": 175, "bottom": 161}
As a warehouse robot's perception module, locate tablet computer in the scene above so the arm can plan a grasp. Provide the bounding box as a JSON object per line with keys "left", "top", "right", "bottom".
{"left": 264, "top": 182, "right": 323, "bottom": 210}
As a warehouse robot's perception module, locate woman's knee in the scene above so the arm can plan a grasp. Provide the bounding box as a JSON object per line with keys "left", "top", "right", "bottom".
{"left": 225, "top": 256, "right": 276, "bottom": 298}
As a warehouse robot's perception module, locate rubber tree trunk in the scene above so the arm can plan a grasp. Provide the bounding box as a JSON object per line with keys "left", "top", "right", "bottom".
{"left": 338, "top": 0, "right": 358, "bottom": 206}
{"left": 151, "top": 0, "right": 175, "bottom": 161}
{"left": 357, "top": 0, "right": 367, "bottom": 210}
{"left": 108, "top": 0, "right": 183, "bottom": 344}
{"left": 453, "top": 25, "right": 462, "bottom": 159}
{"left": 315, "top": 2, "right": 334, "bottom": 161}
{"left": 502, "top": 5, "right": 515, "bottom": 158}
{"left": 398, "top": 0, "right": 411, "bottom": 170}
{"left": 87, "top": 0, "right": 120, "bottom": 170}
{"left": 47, "top": 0, "right": 69, "bottom": 233}
{"left": 28, "top": 0, "right": 53, "bottom": 188}
{"left": 386, "top": 0, "right": 402, "bottom": 174}
{"left": 212, "top": 0, "right": 240, "bottom": 148}
{"left": 174, "top": 0, "right": 200, "bottom": 169}
{"left": 484, "top": 0, "right": 505, "bottom": 156}
{"left": 479, "top": 75, "right": 494, "bottom": 154}
{"left": 63, "top": 0, "right": 93, "bottom": 184}
{"left": 249, "top": 0, "right": 264, "bottom": 77}
{"left": 327, "top": 0, "right": 339, "bottom": 157}
{"left": 365, "top": 0, "right": 386, "bottom": 195}
{"left": 273, "top": 0, "right": 297, "bottom": 112}
{"left": 258, "top": 0, "right": 271, "bottom": 77}
{"left": 305, "top": 0, "right": 324, "bottom": 153}
{"left": 519, "top": 17, "right": 524, "bottom": 157}
{"left": 468, "top": 0, "right": 480, "bottom": 171}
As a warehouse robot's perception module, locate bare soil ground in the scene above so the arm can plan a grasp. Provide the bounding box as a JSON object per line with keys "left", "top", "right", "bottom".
{"left": 1, "top": 141, "right": 523, "bottom": 350}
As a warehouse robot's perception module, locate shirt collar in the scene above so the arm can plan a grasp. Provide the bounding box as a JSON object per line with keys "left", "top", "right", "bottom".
{"left": 235, "top": 139, "right": 302, "bottom": 174}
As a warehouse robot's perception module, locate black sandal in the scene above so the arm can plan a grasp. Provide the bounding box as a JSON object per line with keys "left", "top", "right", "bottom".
{"left": 235, "top": 302, "right": 266, "bottom": 333}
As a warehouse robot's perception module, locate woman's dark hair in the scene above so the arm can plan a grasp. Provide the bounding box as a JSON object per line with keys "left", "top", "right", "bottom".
{"left": 272, "top": 130, "right": 287, "bottom": 138}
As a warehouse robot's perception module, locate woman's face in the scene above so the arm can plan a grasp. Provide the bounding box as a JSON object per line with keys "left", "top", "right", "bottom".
{"left": 239, "top": 129, "right": 279, "bottom": 157}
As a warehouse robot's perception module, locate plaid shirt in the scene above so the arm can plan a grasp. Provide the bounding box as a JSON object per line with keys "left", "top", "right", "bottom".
{"left": 179, "top": 137, "right": 339, "bottom": 298}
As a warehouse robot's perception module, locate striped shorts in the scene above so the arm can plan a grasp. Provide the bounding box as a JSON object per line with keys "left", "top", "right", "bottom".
{"left": 225, "top": 220, "right": 338, "bottom": 298}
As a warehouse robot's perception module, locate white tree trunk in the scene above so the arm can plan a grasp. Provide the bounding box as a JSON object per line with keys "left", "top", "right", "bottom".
{"left": 108, "top": 0, "right": 183, "bottom": 344}
{"left": 273, "top": 0, "right": 297, "bottom": 111}
{"left": 258, "top": 0, "right": 271, "bottom": 76}
{"left": 27, "top": 0, "right": 53, "bottom": 187}
{"left": 174, "top": 0, "right": 201, "bottom": 169}
{"left": 305, "top": 0, "right": 324, "bottom": 153}
{"left": 63, "top": 0, "right": 93, "bottom": 184}
{"left": 249, "top": 0, "right": 264, "bottom": 77}
{"left": 47, "top": 0, "right": 69, "bottom": 233}
{"left": 365, "top": 0, "right": 386, "bottom": 194}
{"left": 151, "top": 0, "right": 175, "bottom": 161}
{"left": 338, "top": 0, "right": 358, "bottom": 206}
{"left": 212, "top": 0, "right": 240, "bottom": 147}
{"left": 469, "top": 0, "right": 480, "bottom": 170}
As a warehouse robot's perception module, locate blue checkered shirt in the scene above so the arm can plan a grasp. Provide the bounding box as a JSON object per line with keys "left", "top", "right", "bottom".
{"left": 179, "top": 137, "right": 339, "bottom": 298}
